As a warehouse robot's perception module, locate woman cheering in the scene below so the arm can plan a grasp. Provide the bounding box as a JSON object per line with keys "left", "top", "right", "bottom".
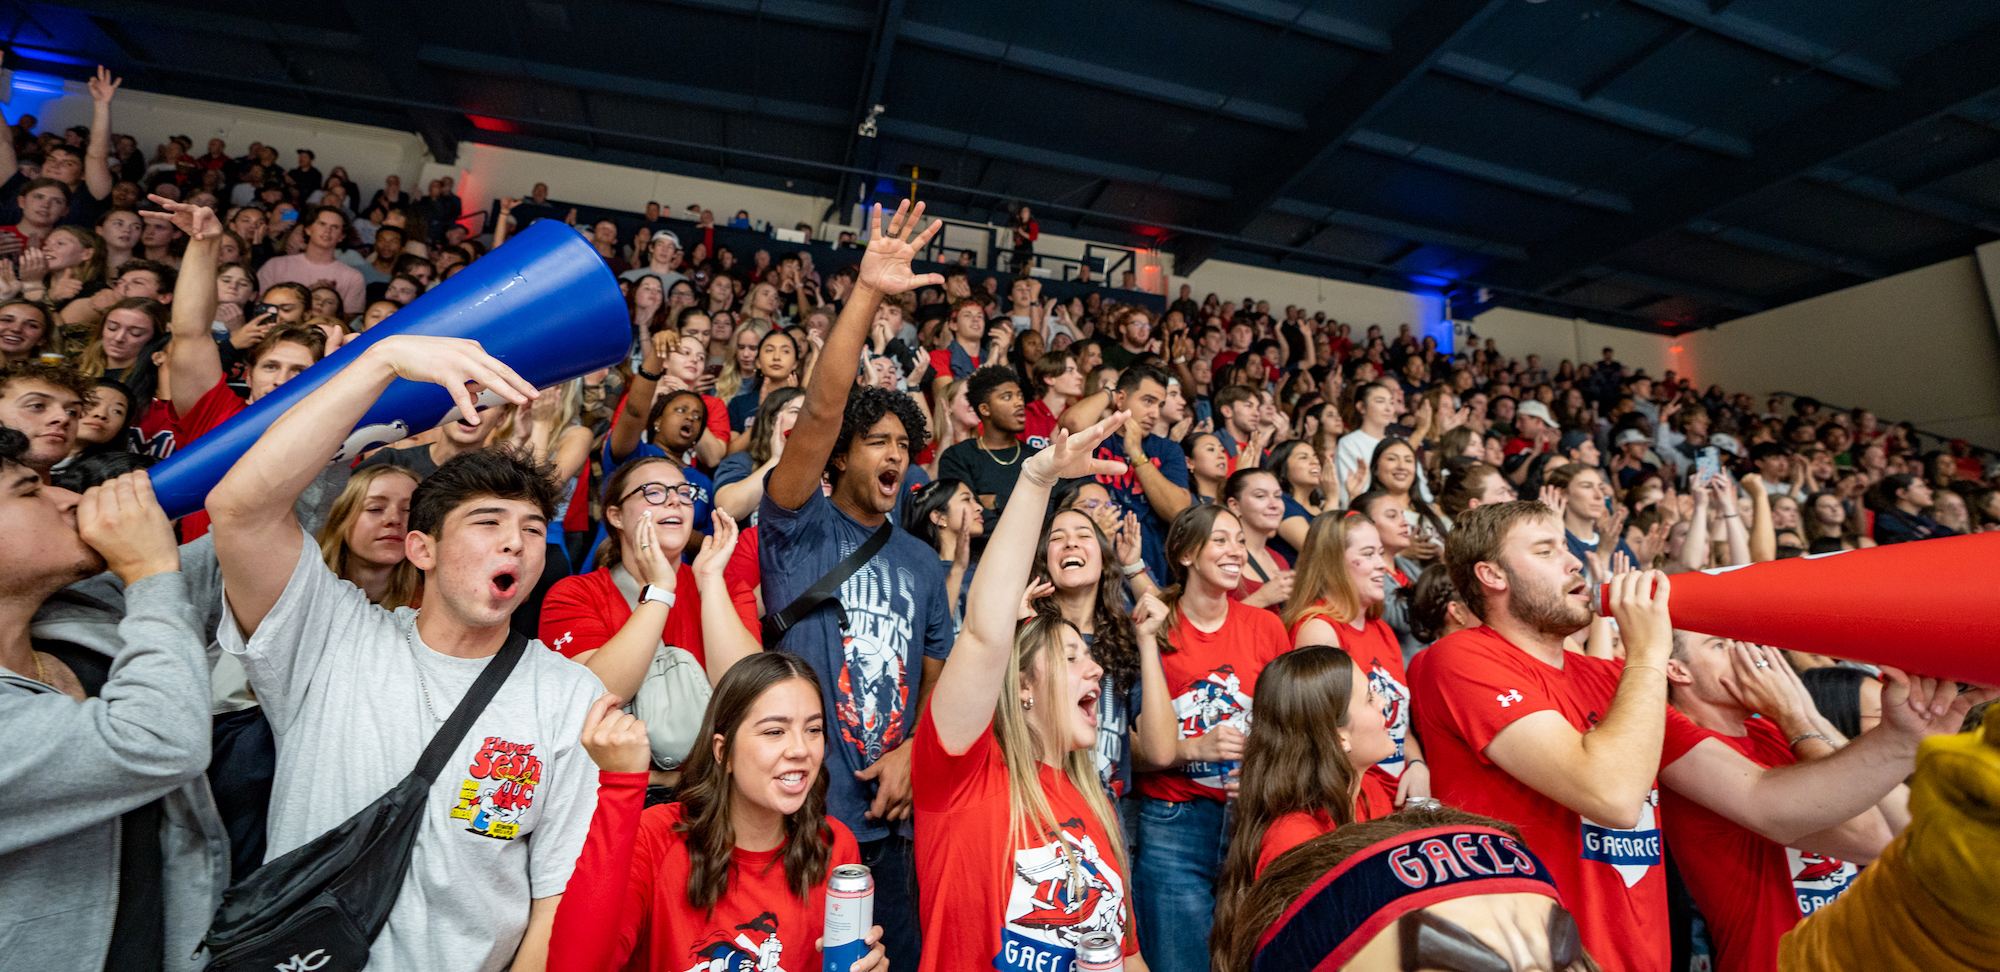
{"left": 914, "top": 411, "right": 1149, "bottom": 972}
{"left": 548, "top": 655, "right": 888, "bottom": 972}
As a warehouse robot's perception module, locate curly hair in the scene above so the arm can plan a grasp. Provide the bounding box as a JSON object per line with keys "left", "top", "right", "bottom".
{"left": 829, "top": 386, "right": 929, "bottom": 483}
{"left": 965, "top": 364, "right": 1020, "bottom": 419}
{"left": 409, "top": 446, "right": 561, "bottom": 537}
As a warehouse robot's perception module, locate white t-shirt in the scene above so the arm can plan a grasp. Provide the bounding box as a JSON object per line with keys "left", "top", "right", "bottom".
{"left": 221, "top": 539, "right": 603, "bottom": 972}
{"left": 1332, "top": 429, "right": 1432, "bottom": 507}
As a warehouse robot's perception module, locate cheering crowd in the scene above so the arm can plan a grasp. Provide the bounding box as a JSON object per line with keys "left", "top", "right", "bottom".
{"left": 2, "top": 68, "right": 1998, "bottom": 972}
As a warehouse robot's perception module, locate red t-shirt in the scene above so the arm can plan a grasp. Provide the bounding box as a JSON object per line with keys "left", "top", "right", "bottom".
{"left": 138, "top": 378, "right": 247, "bottom": 539}
{"left": 1332, "top": 618, "right": 1415, "bottom": 794}
{"left": 547, "top": 773, "right": 861, "bottom": 972}
{"left": 1659, "top": 717, "right": 1860, "bottom": 972}
{"left": 1227, "top": 548, "right": 1290, "bottom": 607}
{"left": 1021, "top": 398, "right": 1059, "bottom": 451}
{"left": 912, "top": 707, "right": 1139, "bottom": 972}
{"left": 1139, "top": 600, "right": 1292, "bottom": 804}
{"left": 1253, "top": 800, "right": 1391, "bottom": 879}
{"left": 537, "top": 561, "right": 759, "bottom": 666}
{"left": 1408, "top": 626, "right": 1708, "bottom": 972}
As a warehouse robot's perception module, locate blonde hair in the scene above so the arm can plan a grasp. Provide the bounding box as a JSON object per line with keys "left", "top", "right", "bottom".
{"left": 1281, "top": 512, "right": 1382, "bottom": 632}
{"left": 316, "top": 464, "right": 423, "bottom": 609}
{"left": 743, "top": 281, "right": 782, "bottom": 327}
{"left": 995, "top": 617, "right": 1130, "bottom": 926}
{"left": 716, "top": 322, "right": 769, "bottom": 400}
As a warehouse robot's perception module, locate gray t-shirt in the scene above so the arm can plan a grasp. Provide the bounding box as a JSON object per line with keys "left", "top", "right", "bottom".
{"left": 220, "top": 539, "right": 603, "bottom": 972}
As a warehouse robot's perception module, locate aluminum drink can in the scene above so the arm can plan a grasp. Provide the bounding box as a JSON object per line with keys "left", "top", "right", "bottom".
{"left": 823, "top": 864, "right": 874, "bottom": 972}
{"left": 1076, "top": 931, "right": 1123, "bottom": 972}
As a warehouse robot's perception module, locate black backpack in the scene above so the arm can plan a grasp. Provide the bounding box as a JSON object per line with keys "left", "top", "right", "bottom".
{"left": 198, "top": 632, "right": 528, "bottom": 971}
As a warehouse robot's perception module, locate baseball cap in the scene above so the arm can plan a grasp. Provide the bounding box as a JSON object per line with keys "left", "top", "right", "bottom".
{"left": 1558, "top": 429, "right": 1592, "bottom": 454}
{"left": 1708, "top": 432, "right": 1745, "bottom": 457}
{"left": 1516, "top": 400, "right": 1556, "bottom": 427}
{"left": 655, "top": 230, "right": 681, "bottom": 248}
{"left": 1615, "top": 428, "right": 1648, "bottom": 447}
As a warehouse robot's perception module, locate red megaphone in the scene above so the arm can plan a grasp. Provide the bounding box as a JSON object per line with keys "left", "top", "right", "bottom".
{"left": 1596, "top": 532, "right": 2000, "bottom": 686}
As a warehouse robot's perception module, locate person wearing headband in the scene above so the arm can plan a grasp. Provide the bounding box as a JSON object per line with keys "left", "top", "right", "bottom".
{"left": 1213, "top": 804, "right": 1601, "bottom": 972}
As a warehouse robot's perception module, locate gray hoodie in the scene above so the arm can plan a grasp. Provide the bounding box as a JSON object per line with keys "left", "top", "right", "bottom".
{"left": 2, "top": 560, "right": 231, "bottom": 972}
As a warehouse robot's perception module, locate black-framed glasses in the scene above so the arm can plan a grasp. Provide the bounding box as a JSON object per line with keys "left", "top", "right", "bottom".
{"left": 620, "top": 482, "right": 698, "bottom": 507}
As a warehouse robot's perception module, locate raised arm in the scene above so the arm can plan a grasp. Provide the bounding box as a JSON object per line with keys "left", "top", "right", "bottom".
{"left": 1483, "top": 570, "right": 1675, "bottom": 828}
{"left": 1662, "top": 663, "right": 1994, "bottom": 846}
{"left": 145, "top": 198, "right": 224, "bottom": 416}
{"left": 1128, "top": 590, "right": 1180, "bottom": 773}
{"left": 606, "top": 338, "right": 662, "bottom": 466}
{"left": 929, "top": 411, "right": 1129, "bottom": 755}
{"left": 767, "top": 200, "right": 940, "bottom": 511}
{"left": 83, "top": 67, "right": 119, "bottom": 202}
{"left": 207, "top": 335, "right": 536, "bottom": 634}
{"left": 1741, "top": 473, "right": 1775, "bottom": 563}
{"left": 691, "top": 511, "right": 761, "bottom": 683}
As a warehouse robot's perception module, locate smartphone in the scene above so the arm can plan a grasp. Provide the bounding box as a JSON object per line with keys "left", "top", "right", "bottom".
{"left": 1696, "top": 446, "right": 1720, "bottom": 483}
{"left": 252, "top": 302, "right": 280, "bottom": 321}
{"left": 280, "top": 210, "right": 299, "bottom": 223}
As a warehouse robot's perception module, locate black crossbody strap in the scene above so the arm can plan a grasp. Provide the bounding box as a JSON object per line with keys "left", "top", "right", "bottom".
{"left": 763, "top": 521, "right": 893, "bottom": 647}
{"left": 414, "top": 630, "right": 529, "bottom": 783}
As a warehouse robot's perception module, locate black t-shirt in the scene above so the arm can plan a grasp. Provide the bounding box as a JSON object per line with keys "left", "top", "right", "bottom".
{"left": 357, "top": 443, "right": 440, "bottom": 479}
{"left": 1280, "top": 322, "right": 1307, "bottom": 367}
{"left": 36, "top": 639, "right": 166, "bottom": 972}
{"left": 0, "top": 173, "right": 108, "bottom": 228}
{"left": 936, "top": 437, "right": 1039, "bottom": 534}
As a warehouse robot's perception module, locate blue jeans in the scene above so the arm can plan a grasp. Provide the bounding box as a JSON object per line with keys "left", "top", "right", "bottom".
{"left": 858, "top": 834, "right": 921, "bottom": 972}
{"left": 1134, "top": 797, "right": 1229, "bottom": 972}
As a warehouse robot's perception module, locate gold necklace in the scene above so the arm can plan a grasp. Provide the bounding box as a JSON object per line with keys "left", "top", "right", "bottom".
{"left": 979, "top": 436, "right": 1024, "bottom": 466}
{"left": 32, "top": 651, "right": 49, "bottom": 685}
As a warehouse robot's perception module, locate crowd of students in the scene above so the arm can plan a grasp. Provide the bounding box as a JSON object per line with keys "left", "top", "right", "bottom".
{"left": 2, "top": 77, "right": 1998, "bottom": 972}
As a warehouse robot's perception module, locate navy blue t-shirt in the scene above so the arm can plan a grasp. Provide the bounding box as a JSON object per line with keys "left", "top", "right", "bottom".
{"left": 1081, "top": 631, "right": 1144, "bottom": 802}
{"left": 1269, "top": 493, "right": 1314, "bottom": 564}
{"left": 758, "top": 487, "right": 954, "bottom": 842}
{"left": 1085, "top": 433, "right": 1189, "bottom": 582}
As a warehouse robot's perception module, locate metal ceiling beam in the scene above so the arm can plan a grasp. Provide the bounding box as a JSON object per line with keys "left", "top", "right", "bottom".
{"left": 1267, "top": 197, "right": 1529, "bottom": 261}
{"left": 1175, "top": 0, "right": 1516, "bottom": 275}
{"left": 1435, "top": 51, "right": 1750, "bottom": 157}
{"left": 342, "top": 0, "right": 461, "bottom": 163}
{"left": 1348, "top": 128, "right": 1635, "bottom": 211}
{"left": 1683, "top": 218, "right": 1888, "bottom": 277}
{"left": 828, "top": 0, "right": 905, "bottom": 225}
{"left": 893, "top": 21, "right": 1306, "bottom": 130}
{"left": 1621, "top": 0, "right": 1900, "bottom": 90}
{"left": 26, "top": 0, "right": 361, "bottom": 50}
{"left": 1802, "top": 165, "right": 2000, "bottom": 234}
{"left": 874, "top": 117, "right": 1233, "bottom": 199}
{"left": 638, "top": 0, "right": 870, "bottom": 31}
{"left": 1178, "top": 0, "right": 1393, "bottom": 53}
{"left": 1570, "top": 265, "right": 1768, "bottom": 314}
{"left": 1499, "top": 20, "right": 2000, "bottom": 296}
{"left": 416, "top": 45, "right": 845, "bottom": 126}
{"left": 1576, "top": 24, "right": 1695, "bottom": 101}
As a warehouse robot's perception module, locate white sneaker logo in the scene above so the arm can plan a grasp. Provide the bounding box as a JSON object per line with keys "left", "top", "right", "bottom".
{"left": 1496, "top": 690, "right": 1524, "bottom": 707}
{"left": 274, "top": 950, "right": 332, "bottom": 972}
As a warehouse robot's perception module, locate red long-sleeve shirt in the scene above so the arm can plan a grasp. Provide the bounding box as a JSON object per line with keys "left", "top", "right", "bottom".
{"left": 548, "top": 772, "right": 860, "bottom": 972}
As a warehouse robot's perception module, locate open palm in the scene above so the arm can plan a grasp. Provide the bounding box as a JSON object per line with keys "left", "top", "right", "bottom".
{"left": 857, "top": 200, "right": 945, "bottom": 296}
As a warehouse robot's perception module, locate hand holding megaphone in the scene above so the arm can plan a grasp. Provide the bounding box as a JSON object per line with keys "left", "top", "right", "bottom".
{"left": 1602, "top": 568, "right": 1673, "bottom": 669}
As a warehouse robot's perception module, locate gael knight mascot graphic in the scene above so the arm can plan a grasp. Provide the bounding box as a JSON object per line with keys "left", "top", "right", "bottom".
{"left": 996, "top": 818, "right": 1127, "bottom": 968}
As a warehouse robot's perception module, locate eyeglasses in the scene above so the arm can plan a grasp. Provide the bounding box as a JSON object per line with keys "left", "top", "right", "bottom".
{"left": 620, "top": 482, "right": 699, "bottom": 507}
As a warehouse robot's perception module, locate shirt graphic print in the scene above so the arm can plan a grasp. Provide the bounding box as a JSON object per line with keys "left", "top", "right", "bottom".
{"left": 833, "top": 556, "right": 918, "bottom": 765}
{"left": 995, "top": 819, "right": 1130, "bottom": 972}
{"left": 450, "top": 736, "right": 544, "bottom": 841}
{"left": 1581, "top": 788, "right": 1663, "bottom": 889}
{"left": 1171, "top": 664, "right": 1251, "bottom": 790}
{"left": 685, "top": 910, "right": 792, "bottom": 971}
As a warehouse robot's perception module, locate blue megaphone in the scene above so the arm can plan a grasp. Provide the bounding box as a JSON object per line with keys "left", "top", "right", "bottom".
{"left": 149, "top": 219, "right": 630, "bottom": 519}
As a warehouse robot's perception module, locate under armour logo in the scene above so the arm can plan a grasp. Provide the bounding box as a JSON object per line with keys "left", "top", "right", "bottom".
{"left": 273, "top": 950, "right": 331, "bottom": 972}
{"left": 552, "top": 632, "right": 574, "bottom": 652}
{"left": 1496, "top": 690, "right": 1524, "bottom": 707}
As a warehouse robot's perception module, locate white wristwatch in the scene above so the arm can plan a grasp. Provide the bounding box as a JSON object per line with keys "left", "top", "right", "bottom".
{"left": 639, "top": 584, "right": 676, "bottom": 609}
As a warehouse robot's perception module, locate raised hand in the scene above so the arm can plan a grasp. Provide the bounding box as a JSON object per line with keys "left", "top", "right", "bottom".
{"left": 1024, "top": 409, "right": 1131, "bottom": 488}
{"left": 691, "top": 509, "right": 740, "bottom": 583}
{"left": 856, "top": 200, "right": 945, "bottom": 296}
{"left": 363, "top": 334, "right": 538, "bottom": 423}
{"left": 1605, "top": 569, "right": 1672, "bottom": 667}
{"left": 1343, "top": 460, "right": 1369, "bottom": 501}
{"left": 579, "top": 693, "right": 651, "bottom": 774}
{"left": 87, "top": 65, "right": 121, "bottom": 104}
{"left": 1018, "top": 579, "right": 1056, "bottom": 622}
{"left": 16, "top": 246, "right": 46, "bottom": 285}
{"left": 142, "top": 195, "right": 223, "bottom": 241}
{"left": 629, "top": 513, "right": 680, "bottom": 587}
{"left": 76, "top": 471, "right": 180, "bottom": 586}
{"left": 1878, "top": 667, "right": 2000, "bottom": 742}
{"left": 0, "top": 259, "right": 18, "bottom": 302}
{"left": 1133, "top": 589, "right": 1168, "bottom": 641}
{"left": 1717, "top": 642, "right": 1806, "bottom": 725}
{"left": 1538, "top": 483, "right": 1566, "bottom": 519}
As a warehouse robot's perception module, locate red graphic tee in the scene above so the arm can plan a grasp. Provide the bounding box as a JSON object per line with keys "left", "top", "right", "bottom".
{"left": 137, "top": 376, "right": 245, "bottom": 539}
{"left": 549, "top": 773, "right": 860, "bottom": 972}
{"left": 913, "top": 707, "right": 1139, "bottom": 972}
{"left": 1660, "top": 716, "right": 1860, "bottom": 972}
{"left": 1021, "top": 398, "right": 1059, "bottom": 451}
{"left": 1331, "top": 618, "right": 1415, "bottom": 794}
{"left": 1409, "top": 626, "right": 1707, "bottom": 972}
{"left": 1139, "top": 600, "right": 1292, "bottom": 804}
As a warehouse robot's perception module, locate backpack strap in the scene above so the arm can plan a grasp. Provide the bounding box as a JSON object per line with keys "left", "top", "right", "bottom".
{"left": 762, "top": 520, "right": 894, "bottom": 648}
{"left": 414, "top": 630, "right": 530, "bottom": 784}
